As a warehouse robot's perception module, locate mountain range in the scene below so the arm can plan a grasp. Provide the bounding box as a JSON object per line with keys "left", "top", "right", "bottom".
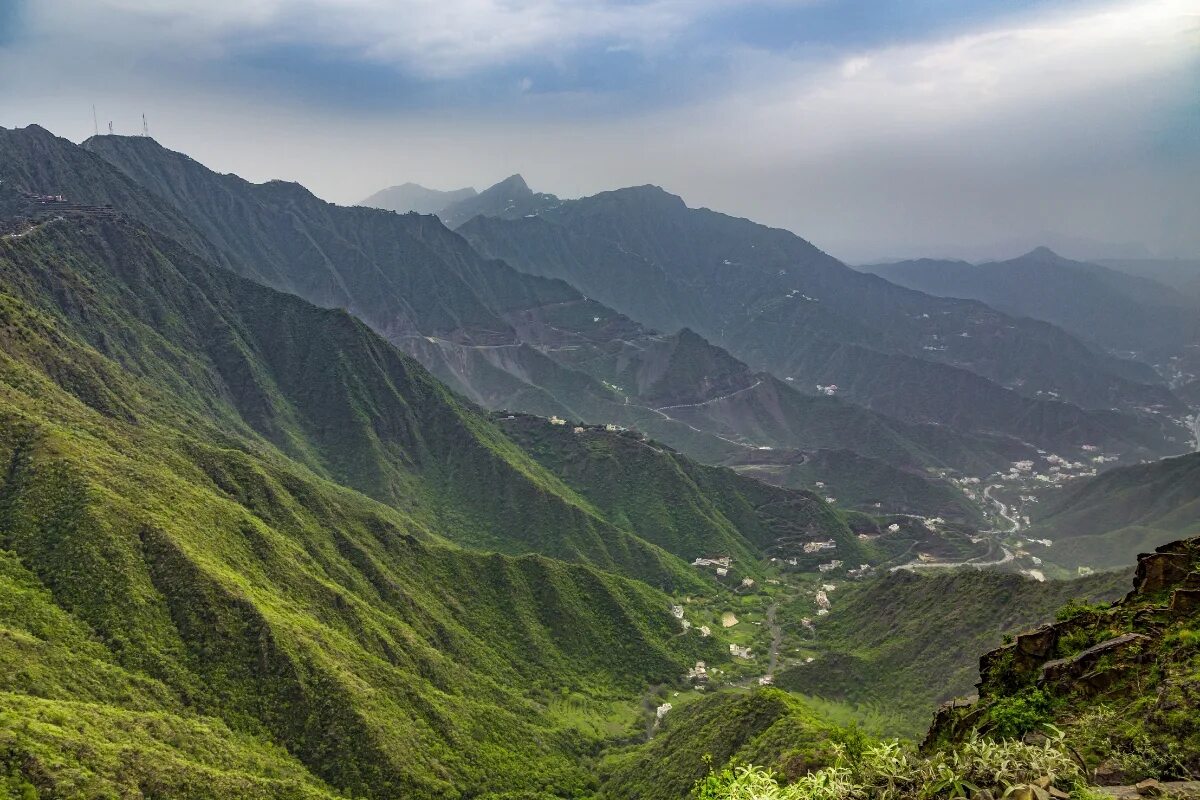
{"left": 1, "top": 122, "right": 1198, "bottom": 799}
{"left": 48, "top": 130, "right": 1035, "bottom": 518}
{"left": 866, "top": 248, "right": 1199, "bottom": 365}
{"left": 457, "top": 181, "right": 1191, "bottom": 457}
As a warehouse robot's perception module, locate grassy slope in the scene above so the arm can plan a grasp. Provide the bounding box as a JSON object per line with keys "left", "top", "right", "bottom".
{"left": 1030, "top": 452, "right": 1200, "bottom": 570}
{"left": 495, "top": 413, "right": 868, "bottom": 570}
{"left": 933, "top": 537, "right": 1200, "bottom": 782}
{"left": 733, "top": 448, "right": 983, "bottom": 526}
{"left": 598, "top": 689, "right": 855, "bottom": 800}
{"left": 0, "top": 216, "right": 735, "bottom": 797}
{"left": 775, "top": 569, "right": 1128, "bottom": 737}
{"left": 2, "top": 216, "right": 710, "bottom": 589}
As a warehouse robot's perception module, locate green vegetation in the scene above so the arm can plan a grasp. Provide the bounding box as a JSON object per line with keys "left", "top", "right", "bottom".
{"left": 496, "top": 413, "right": 866, "bottom": 569}
{"left": 2, "top": 124, "right": 1197, "bottom": 800}
{"left": 733, "top": 449, "right": 983, "bottom": 526}
{"left": 0, "top": 214, "right": 734, "bottom": 796}
{"left": 932, "top": 538, "right": 1200, "bottom": 783}
{"left": 598, "top": 689, "right": 864, "bottom": 800}
{"left": 694, "top": 734, "right": 1090, "bottom": 800}
{"left": 775, "top": 569, "right": 1127, "bottom": 736}
{"left": 1030, "top": 452, "right": 1200, "bottom": 570}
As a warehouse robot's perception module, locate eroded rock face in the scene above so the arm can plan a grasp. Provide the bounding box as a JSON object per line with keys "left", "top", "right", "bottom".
{"left": 1170, "top": 588, "right": 1200, "bottom": 614}
{"left": 1133, "top": 552, "right": 1194, "bottom": 596}
{"left": 1040, "top": 633, "right": 1151, "bottom": 686}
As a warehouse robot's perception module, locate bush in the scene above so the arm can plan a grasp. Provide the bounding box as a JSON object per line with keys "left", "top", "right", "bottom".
{"left": 987, "top": 690, "right": 1052, "bottom": 740}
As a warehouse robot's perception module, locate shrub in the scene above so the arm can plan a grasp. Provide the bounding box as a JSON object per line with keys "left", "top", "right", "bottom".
{"left": 987, "top": 690, "right": 1053, "bottom": 740}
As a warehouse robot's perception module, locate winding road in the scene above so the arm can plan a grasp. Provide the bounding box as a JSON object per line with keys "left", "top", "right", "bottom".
{"left": 983, "top": 483, "right": 1022, "bottom": 533}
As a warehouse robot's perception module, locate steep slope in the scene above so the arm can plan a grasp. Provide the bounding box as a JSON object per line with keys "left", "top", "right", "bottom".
{"left": 598, "top": 689, "right": 857, "bottom": 800}
{"left": 776, "top": 570, "right": 1128, "bottom": 737}
{"left": 358, "top": 182, "right": 476, "bottom": 214}
{"left": 70, "top": 130, "right": 1018, "bottom": 510}
{"left": 2, "top": 212, "right": 713, "bottom": 587}
{"left": 732, "top": 448, "right": 984, "bottom": 525}
{"left": 0, "top": 212, "right": 730, "bottom": 796}
{"left": 459, "top": 191, "right": 1187, "bottom": 459}
{"left": 869, "top": 249, "right": 1198, "bottom": 361}
{"left": 494, "top": 413, "right": 868, "bottom": 569}
{"left": 928, "top": 537, "right": 1200, "bottom": 783}
{"left": 1028, "top": 452, "right": 1200, "bottom": 571}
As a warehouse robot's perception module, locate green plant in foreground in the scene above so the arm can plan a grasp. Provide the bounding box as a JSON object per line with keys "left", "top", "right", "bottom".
{"left": 695, "top": 732, "right": 1084, "bottom": 800}
{"left": 987, "top": 690, "right": 1053, "bottom": 740}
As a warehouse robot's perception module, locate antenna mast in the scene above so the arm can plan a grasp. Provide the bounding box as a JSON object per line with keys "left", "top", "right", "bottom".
{"left": 142, "top": 114, "right": 148, "bottom": 137}
{"left": 92, "top": 105, "right": 98, "bottom": 137}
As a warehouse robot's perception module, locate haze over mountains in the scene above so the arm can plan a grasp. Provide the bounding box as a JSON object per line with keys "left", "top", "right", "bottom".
{"left": 1, "top": 121, "right": 1198, "bottom": 799}
{"left": 358, "top": 182, "right": 477, "bottom": 215}
{"left": 867, "top": 249, "right": 1199, "bottom": 365}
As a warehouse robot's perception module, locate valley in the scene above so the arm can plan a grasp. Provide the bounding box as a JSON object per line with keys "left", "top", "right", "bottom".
{"left": 0, "top": 119, "right": 1196, "bottom": 800}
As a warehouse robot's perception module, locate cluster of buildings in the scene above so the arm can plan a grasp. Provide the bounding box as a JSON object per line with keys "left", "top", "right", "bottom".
{"left": 692, "top": 555, "right": 734, "bottom": 578}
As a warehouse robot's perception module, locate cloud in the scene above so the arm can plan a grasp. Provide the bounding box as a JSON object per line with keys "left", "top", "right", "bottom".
{"left": 20, "top": 0, "right": 810, "bottom": 78}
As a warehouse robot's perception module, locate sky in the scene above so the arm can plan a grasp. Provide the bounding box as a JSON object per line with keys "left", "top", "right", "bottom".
{"left": 0, "top": 0, "right": 1197, "bottom": 262}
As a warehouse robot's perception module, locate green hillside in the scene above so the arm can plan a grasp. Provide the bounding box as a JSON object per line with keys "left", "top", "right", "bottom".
{"left": 1030, "top": 452, "right": 1200, "bottom": 570}
{"left": 495, "top": 413, "right": 867, "bottom": 569}
{"left": 732, "top": 448, "right": 984, "bottom": 525}
{"left": 70, "top": 129, "right": 1016, "bottom": 509}
{"left": 0, "top": 213, "right": 737, "bottom": 796}
{"left": 775, "top": 569, "right": 1128, "bottom": 736}
{"left": 930, "top": 536, "right": 1200, "bottom": 783}
{"left": 598, "top": 689, "right": 859, "bottom": 800}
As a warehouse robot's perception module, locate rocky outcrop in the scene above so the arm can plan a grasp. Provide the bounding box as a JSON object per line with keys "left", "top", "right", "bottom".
{"left": 925, "top": 537, "right": 1200, "bottom": 751}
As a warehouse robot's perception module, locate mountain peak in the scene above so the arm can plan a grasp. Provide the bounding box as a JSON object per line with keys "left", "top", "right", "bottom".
{"left": 1022, "top": 245, "right": 1066, "bottom": 262}
{"left": 603, "top": 184, "right": 687, "bottom": 210}
{"left": 485, "top": 174, "right": 531, "bottom": 195}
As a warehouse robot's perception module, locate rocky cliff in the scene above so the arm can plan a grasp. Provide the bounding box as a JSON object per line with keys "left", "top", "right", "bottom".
{"left": 926, "top": 537, "right": 1200, "bottom": 784}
